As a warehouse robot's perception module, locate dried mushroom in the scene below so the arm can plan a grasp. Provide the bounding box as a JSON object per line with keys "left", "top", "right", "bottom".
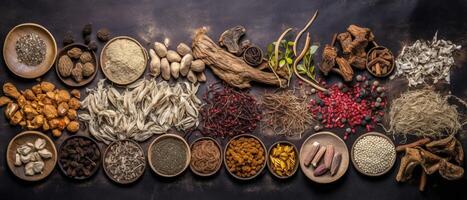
{"left": 219, "top": 25, "right": 246, "bottom": 56}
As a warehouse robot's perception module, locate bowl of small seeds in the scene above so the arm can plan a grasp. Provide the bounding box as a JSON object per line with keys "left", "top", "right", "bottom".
{"left": 267, "top": 141, "right": 299, "bottom": 179}
{"left": 224, "top": 134, "right": 267, "bottom": 180}
{"left": 351, "top": 132, "right": 396, "bottom": 176}
{"left": 103, "top": 139, "right": 146, "bottom": 184}
{"left": 148, "top": 134, "right": 191, "bottom": 178}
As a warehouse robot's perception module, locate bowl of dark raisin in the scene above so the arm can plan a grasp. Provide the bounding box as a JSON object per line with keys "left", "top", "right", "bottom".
{"left": 58, "top": 135, "right": 101, "bottom": 180}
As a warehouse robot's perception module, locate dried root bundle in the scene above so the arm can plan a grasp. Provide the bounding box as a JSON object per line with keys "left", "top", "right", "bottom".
{"left": 387, "top": 89, "right": 465, "bottom": 139}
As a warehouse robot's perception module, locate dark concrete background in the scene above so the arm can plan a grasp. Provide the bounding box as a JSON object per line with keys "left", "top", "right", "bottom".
{"left": 0, "top": 0, "right": 466, "bottom": 199}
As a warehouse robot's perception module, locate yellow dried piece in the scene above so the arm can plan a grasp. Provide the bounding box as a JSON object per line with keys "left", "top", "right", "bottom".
{"left": 269, "top": 143, "right": 297, "bottom": 177}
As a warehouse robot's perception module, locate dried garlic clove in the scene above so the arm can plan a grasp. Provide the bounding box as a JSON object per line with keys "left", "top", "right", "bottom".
{"left": 20, "top": 153, "right": 32, "bottom": 164}
{"left": 15, "top": 153, "right": 22, "bottom": 166}
{"left": 38, "top": 149, "right": 52, "bottom": 159}
{"left": 25, "top": 162, "right": 35, "bottom": 176}
{"left": 17, "top": 145, "right": 32, "bottom": 156}
{"left": 32, "top": 161, "right": 45, "bottom": 174}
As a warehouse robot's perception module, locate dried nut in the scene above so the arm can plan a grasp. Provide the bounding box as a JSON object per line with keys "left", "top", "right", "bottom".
{"left": 68, "top": 98, "right": 80, "bottom": 110}
{"left": 58, "top": 55, "right": 73, "bottom": 77}
{"left": 56, "top": 90, "right": 71, "bottom": 103}
{"left": 0, "top": 96, "right": 12, "bottom": 107}
{"left": 166, "top": 50, "right": 181, "bottom": 63}
{"left": 160, "top": 58, "right": 171, "bottom": 80}
{"left": 304, "top": 142, "right": 320, "bottom": 167}
{"left": 67, "top": 47, "right": 83, "bottom": 59}
{"left": 34, "top": 138, "right": 46, "bottom": 150}
{"left": 52, "top": 129, "right": 62, "bottom": 137}
{"left": 97, "top": 28, "right": 111, "bottom": 42}
{"left": 149, "top": 49, "right": 161, "bottom": 77}
{"left": 57, "top": 102, "right": 69, "bottom": 116}
{"left": 311, "top": 146, "right": 327, "bottom": 167}
{"left": 5, "top": 102, "right": 19, "bottom": 119}
{"left": 40, "top": 82, "right": 55, "bottom": 93}
{"left": 154, "top": 42, "right": 167, "bottom": 58}
{"left": 176, "top": 43, "right": 192, "bottom": 56}
{"left": 170, "top": 62, "right": 180, "bottom": 79}
{"left": 66, "top": 121, "right": 80, "bottom": 133}
{"left": 38, "top": 149, "right": 52, "bottom": 159}
{"left": 79, "top": 52, "right": 93, "bottom": 63}
{"left": 15, "top": 153, "right": 22, "bottom": 166}
{"left": 82, "top": 62, "right": 95, "bottom": 77}
{"left": 23, "top": 89, "right": 36, "bottom": 101}
{"left": 43, "top": 105, "right": 58, "bottom": 119}
{"left": 324, "top": 145, "right": 335, "bottom": 169}
{"left": 70, "top": 89, "right": 80, "bottom": 99}
{"left": 191, "top": 60, "right": 205, "bottom": 72}
{"left": 3, "top": 83, "right": 21, "bottom": 99}
{"left": 313, "top": 163, "right": 329, "bottom": 176}
{"left": 180, "top": 54, "right": 193, "bottom": 76}
{"left": 72, "top": 63, "right": 84, "bottom": 82}
{"left": 196, "top": 72, "right": 206, "bottom": 82}
{"left": 187, "top": 70, "right": 197, "bottom": 83}
{"left": 330, "top": 152, "right": 342, "bottom": 176}
{"left": 67, "top": 109, "right": 77, "bottom": 120}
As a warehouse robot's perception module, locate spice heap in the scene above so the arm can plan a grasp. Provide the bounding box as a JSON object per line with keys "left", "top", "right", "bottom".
{"left": 269, "top": 143, "right": 297, "bottom": 177}
{"left": 304, "top": 142, "right": 342, "bottom": 177}
{"left": 103, "top": 38, "right": 146, "bottom": 84}
{"left": 150, "top": 136, "right": 188, "bottom": 176}
{"left": 148, "top": 41, "right": 207, "bottom": 83}
{"left": 353, "top": 135, "right": 395, "bottom": 175}
{"left": 396, "top": 136, "right": 464, "bottom": 191}
{"left": 387, "top": 89, "right": 463, "bottom": 139}
{"left": 261, "top": 90, "right": 314, "bottom": 137}
{"left": 200, "top": 83, "right": 261, "bottom": 137}
{"left": 308, "top": 77, "right": 386, "bottom": 139}
{"left": 391, "top": 33, "right": 461, "bottom": 86}
{"left": 59, "top": 137, "right": 101, "bottom": 179}
{"left": 57, "top": 47, "right": 96, "bottom": 83}
{"left": 80, "top": 79, "right": 201, "bottom": 144}
{"left": 15, "top": 33, "right": 46, "bottom": 66}
{"left": 190, "top": 139, "right": 221, "bottom": 175}
{"left": 225, "top": 136, "right": 266, "bottom": 178}
{"left": 14, "top": 138, "right": 52, "bottom": 176}
{"left": 0, "top": 82, "right": 80, "bottom": 137}
{"left": 104, "top": 140, "right": 145, "bottom": 183}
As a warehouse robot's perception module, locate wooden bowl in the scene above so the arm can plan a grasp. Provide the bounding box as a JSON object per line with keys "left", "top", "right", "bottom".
{"left": 148, "top": 134, "right": 191, "bottom": 177}
{"left": 299, "top": 131, "right": 349, "bottom": 184}
{"left": 6, "top": 131, "right": 57, "bottom": 181}
{"left": 267, "top": 141, "right": 299, "bottom": 179}
{"left": 366, "top": 46, "right": 395, "bottom": 78}
{"left": 3, "top": 23, "right": 57, "bottom": 79}
{"left": 223, "top": 134, "right": 267, "bottom": 180}
{"left": 100, "top": 36, "right": 147, "bottom": 85}
{"left": 103, "top": 139, "right": 146, "bottom": 184}
{"left": 351, "top": 132, "right": 396, "bottom": 177}
{"left": 189, "top": 137, "right": 222, "bottom": 177}
{"left": 55, "top": 43, "right": 98, "bottom": 87}
{"left": 57, "top": 135, "right": 101, "bottom": 180}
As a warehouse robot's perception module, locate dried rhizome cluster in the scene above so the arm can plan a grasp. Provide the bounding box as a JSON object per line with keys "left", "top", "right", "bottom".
{"left": 320, "top": 25, "right": 393, "bottom": 81}
{"left": 148, "top": 41, "right": 206, "bottom": 83}
{"left": 396, "top": 136, "right": 464, "bottom": 191}
{"left": 0, "top": 82, "right": 80, "bottom": 137}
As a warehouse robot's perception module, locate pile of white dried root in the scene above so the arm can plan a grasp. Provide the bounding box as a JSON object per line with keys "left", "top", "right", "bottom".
{"left": 391, "top": 33, "right": 461, "bottom": 86}
{"left": 79, "top": 79, "right": 201, "bottom": 144}
{"left": 148, "top": 42, "right": 207, "bottom": 83}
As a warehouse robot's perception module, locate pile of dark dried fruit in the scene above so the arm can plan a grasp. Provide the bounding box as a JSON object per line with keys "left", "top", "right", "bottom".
{"left": 59, "top": 136, "right": 101, "bottom": 179}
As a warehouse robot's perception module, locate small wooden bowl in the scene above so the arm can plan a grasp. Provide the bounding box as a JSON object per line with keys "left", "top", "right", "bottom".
{"left": 6, "top": 131, "right": 57, "bottom": 181}
{"left": 3, "top": 23, "right": 57, "bottom": 79}
{"left": 55, "top": 43, "right": 98, "bottom": 87}
{"left": 103, "top": 139, "right": 146, "bottom": 184}
{"left": 100, "top": 36, "right": 148, "bottom": 86}
{"left": 58, "top": 135, "right": 101, "bottom": 180}
{"left": 299, "top": 131, "right": 349, "bottom": 184}
{"left": 189, "top": 137, "right": 222, "bottom": 177}
{"left": 366, "top": 46, "right": 395, "bottom": 78}
{"left": 267, "top": 141, "right": 299, "bottom": 179}
{"left": 224, "top": 134, "right": 267, "bottom": 180}
{"left": 351, "top": 132, "right": 396, "bottom": 177}
{"left": 148, "top": 134, "right": 191, "bottom": 177}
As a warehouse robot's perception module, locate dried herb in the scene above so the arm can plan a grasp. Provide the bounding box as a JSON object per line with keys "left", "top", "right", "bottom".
{"left": 267, "top": 36, "right": 295, "bottom": 87}
{"left": 104, "top": 140, "right": 145, "bottom": 183}
{"left": 200, "top": 83, "right": 261, "bottom": 137}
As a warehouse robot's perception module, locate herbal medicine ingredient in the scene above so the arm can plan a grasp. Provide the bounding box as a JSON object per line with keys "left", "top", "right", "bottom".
{"left": 151, "top": 137, "right": 188, "bottom": 176}
{"left": 353, "top": 135, "right": 395, "bottom": 175}
{"left": 15, "top": 33, "right": 46, "bottom": 66}
{"left": 104, "top": 140, "right": 145, "bottom": 183}
{"left": 190, "top": 139, "right": 221, "bottom": 175}
{"left": 225, "top": 136, "right": 265, "bottom": 178}
{"left": 269, "top": 143, "right": 297, "bottom": 177}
